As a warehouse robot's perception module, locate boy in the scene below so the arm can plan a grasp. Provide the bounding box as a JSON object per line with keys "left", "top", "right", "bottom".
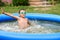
{"left": 1, "top": 8, "right": 30, "bottom": 29}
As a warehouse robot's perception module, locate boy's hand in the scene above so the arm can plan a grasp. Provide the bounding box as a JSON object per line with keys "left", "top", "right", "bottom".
{"left": 1, "top": 8, "right": 5, "bottom": 14}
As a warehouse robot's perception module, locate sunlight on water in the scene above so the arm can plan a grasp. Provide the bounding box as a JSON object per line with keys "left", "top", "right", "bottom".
{"left": 0, "top": 20, "right": 60, "bottom": 33}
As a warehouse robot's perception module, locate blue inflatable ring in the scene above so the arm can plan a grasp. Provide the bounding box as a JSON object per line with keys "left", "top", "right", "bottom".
{"left": 0, "top": 13, "right": 60, "bottom": 40}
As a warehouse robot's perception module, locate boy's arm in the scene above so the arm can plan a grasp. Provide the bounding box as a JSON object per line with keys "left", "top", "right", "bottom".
{"left": 27, "top": 20, "right": 30, "bottom": 25}
{"left": 3, "top": 12, "right": 19, "bottom": 19}
{"left": 1, "top": 8, "right": 19, "bottom": 19}
{"left": 26, "top": 18, "right": 31, "bottom": 25}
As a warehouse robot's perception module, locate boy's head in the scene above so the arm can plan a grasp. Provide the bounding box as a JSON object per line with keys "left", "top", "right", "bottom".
{"left": 19, "top": 9, "right": 26, "bottom": 18}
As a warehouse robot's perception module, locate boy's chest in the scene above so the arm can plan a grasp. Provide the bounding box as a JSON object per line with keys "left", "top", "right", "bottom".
{"left": 18, "top": 18, "right": 28, "bottom": 23}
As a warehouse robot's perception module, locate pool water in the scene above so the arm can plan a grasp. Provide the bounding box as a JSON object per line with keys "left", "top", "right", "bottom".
{"left": 0, "top": 20, "right": 60, "bottom": 33}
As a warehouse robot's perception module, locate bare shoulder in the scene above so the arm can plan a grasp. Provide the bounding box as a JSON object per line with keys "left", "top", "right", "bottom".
{"left": 25, "top": 18, "right": 28, "bottom": 20}
{"left": 17, "top": 17, "right": 21, "bottom": 19}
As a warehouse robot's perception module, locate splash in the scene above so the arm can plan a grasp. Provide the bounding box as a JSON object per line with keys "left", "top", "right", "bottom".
{"left": 0, "top": 20, "right": 60, "bottom": 33}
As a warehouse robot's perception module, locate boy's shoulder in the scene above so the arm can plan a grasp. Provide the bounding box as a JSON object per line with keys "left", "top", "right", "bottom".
{"left": 25, "top": 18, "right": 27, "bottom": 19}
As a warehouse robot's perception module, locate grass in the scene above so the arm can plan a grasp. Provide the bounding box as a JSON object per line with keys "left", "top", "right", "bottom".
{"left": 0, "top": 4, "right": 60, "bottom": 15}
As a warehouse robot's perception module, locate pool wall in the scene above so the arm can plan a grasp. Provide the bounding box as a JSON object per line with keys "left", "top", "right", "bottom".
{"left": 0, "top": 31, "right": 60, "bottom": 40}
{"left": 0, "top": 13, "right": 60, "bottom": 40}
{"left": 0, "top": 13, "right": 60, "bottom": 22}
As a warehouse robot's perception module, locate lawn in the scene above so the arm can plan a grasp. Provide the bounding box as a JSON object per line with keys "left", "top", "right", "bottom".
{"left": 0, "top": 4, "right": 60, "bottom": 15}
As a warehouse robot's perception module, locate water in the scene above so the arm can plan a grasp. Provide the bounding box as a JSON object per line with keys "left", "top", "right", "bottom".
{"left": 0, "top": 20, "right": 60, "bottom": 33}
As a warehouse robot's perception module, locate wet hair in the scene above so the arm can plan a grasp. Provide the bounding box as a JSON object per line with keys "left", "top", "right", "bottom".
{"left": 19, "top": 9, "right": 26, "bottom": 14}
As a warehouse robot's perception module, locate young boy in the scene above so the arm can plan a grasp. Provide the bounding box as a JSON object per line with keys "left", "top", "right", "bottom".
{"left": 1, "top": 8, "right": 30, "bottom": 29}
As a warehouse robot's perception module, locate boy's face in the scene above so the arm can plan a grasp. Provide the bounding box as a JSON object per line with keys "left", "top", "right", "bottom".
{"left": 19, "top": 9, "right": 26, "bottom": 18}
{"left": 20, "top": 14, "right": 25, "bottom": 18}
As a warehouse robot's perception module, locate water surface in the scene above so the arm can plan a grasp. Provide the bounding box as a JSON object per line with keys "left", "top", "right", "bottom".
{"left": 0, "top": 20, "right": 60, "bottom": 33}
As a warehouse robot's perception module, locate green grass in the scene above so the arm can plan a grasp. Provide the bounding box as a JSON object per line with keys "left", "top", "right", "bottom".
{"left": 0, "top": 4, "right": 60, "bottom": 15}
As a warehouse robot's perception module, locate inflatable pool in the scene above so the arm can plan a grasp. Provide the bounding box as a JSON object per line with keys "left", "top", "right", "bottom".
{"left": 0, "top": 13, "right": 60, "bottom": 40}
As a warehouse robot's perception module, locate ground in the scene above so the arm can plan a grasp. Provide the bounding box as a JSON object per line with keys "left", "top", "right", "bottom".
{"left": 0, "top": 4, "right": 60, "bottom": 15}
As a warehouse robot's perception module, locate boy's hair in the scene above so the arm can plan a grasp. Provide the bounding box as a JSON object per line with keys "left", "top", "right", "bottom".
{"left": 19, "top": 9, "right": 26, "bottom": 14}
